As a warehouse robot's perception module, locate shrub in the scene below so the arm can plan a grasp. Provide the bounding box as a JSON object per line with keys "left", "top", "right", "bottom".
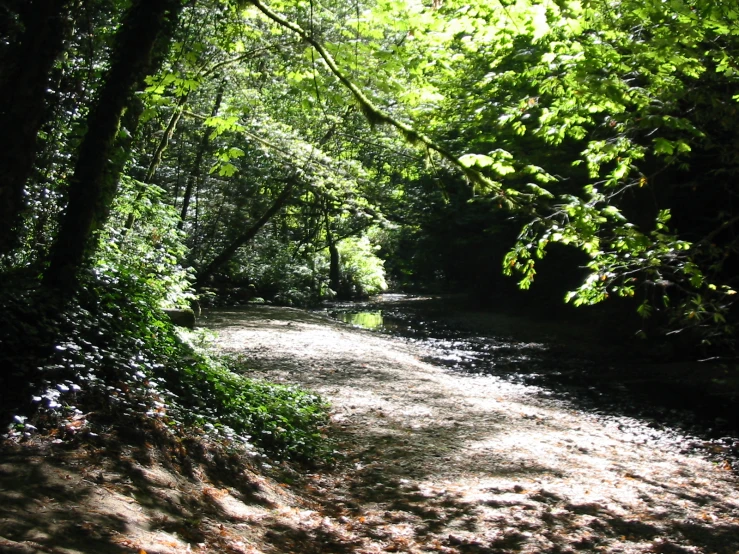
{"left": 1, "top": 179, "right": 331, "bottom": 462}
{"left": 334, "top": 235, "right": 388, "bottom": 298}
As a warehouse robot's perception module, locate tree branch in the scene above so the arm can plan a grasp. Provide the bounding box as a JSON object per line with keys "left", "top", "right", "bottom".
{"left": 246, "top": 0, "right": 503, "bottom": 196}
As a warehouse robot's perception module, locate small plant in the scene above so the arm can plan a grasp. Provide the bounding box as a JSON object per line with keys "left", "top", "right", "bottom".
{"left": 158, "top": 351, "right": 332, "bottom": 461}
{"left": 1, "top": 177, "right": 332, "bottom": 463}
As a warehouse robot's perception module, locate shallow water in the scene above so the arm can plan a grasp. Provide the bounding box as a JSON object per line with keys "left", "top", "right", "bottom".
{"left": 335, "top": 310, "right": 386, "bottom": 330}
{"left": 322, "top": 294, "right": 739, "bottom": 467}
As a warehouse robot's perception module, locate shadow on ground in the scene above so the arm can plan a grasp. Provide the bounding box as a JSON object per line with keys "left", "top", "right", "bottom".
{"left": 208, "top": 305, "right": 739, "bottom": 554}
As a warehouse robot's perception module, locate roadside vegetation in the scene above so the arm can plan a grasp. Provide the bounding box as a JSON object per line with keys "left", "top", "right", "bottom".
{"left": 0, "top": 1, "right": 738, "bottom": 540}
{"left": 0, "top": 257, "right": 331, "bottom": 463}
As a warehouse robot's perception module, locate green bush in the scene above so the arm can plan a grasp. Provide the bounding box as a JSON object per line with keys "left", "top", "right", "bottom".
{"left": 161, "top": 352, "right": 331, "bottom": 461}
{"left": 1, "top": 180, "right": 331, "bottom": 462}
{"left": 99, "top": 177, "right": 196, "bottom": 309}
{"left": 334, "top": 235, "right": 388, "bottom": 298}
{"left": 231, "top": 234, "right": 330, "bottom": 307}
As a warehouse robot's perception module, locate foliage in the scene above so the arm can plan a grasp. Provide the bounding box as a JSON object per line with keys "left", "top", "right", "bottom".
{"left": 0, "top": 175, "right": 331, "bottom": 461}
{"left": 362, "top": 0, "right": 739, "bottom": 345}
{"left": 0, "top": 269, "right": 330, "bottom": 461}
{"left": 99, "top": 176, "right": 195, "bottom": 308}
{"left": 334, "top": 234, "right": 389, "bottom": 298}
{"left": 226, "top": 231, "right": 389, "bottom": 305}
{"left": 219, "top": 232, "right": 326, "bottom": 307}
{"left": 160, "top": 347, "right": 331, "bottom": 461}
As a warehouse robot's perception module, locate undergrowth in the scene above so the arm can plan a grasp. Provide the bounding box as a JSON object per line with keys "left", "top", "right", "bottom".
{"left": 0, "top": 269, "right": 331, "bottom": 464}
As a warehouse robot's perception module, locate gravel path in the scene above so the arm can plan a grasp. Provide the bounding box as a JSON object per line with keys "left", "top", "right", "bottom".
{"left": 206, "top": 305, "right": 739, "bottom": 554}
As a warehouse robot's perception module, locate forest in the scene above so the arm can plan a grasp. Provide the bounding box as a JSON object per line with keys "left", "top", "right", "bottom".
{"left": 1, "top": 0, "right": 739, "bottom": 552}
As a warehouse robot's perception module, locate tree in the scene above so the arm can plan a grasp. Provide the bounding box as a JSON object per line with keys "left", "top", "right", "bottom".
{"left": 0, "top": 0, "right": 73, "bottom": 256}
{"left": 44, "top": 0, "right": 185, "bottom": 292}
{"left": 347, "top": 0, "right": 739, "bottom": 343}
{"left": 1, "top": 0, "right": 737, "bottom": 347}
{"left": 195, "top": 176, "right": 297, "bottom": 286}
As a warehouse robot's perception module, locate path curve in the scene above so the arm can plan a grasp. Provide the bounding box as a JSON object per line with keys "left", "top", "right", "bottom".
{"left": 207, "top": 305, "right": 739, "bottom": 554}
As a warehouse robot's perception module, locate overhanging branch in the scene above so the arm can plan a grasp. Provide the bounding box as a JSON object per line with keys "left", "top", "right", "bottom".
{"left": 246, "top": 0, "right": 503, "bottom": 196}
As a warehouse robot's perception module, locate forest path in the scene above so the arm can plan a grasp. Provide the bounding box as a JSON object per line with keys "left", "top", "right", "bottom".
{"left": 2, "top": 305, "right": 738, "bottom": 554}
{"left": 207, "top": 305, "right": 739, "bottom": 554}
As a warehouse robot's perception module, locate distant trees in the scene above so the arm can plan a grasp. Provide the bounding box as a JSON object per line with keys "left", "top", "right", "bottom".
{"left": 0, "top": 0, "right": 737, "bottom": 346}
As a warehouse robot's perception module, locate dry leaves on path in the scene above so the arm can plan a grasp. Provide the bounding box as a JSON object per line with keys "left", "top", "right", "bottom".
{"left": 208, "top": 305, "right": 739, "bottom": 554}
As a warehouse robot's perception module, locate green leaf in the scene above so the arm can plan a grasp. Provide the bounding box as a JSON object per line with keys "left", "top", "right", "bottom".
{"left": 653, "top": 137, "right": 675, "bottom": 155}
{"left": 459, "top": 153, "right": 494, "bottom": 168}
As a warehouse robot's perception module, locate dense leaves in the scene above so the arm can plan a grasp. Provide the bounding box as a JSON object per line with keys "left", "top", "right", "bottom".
{"left": 1, "top": 0, "right": 739, "bottom": 454}
{"left": 0, "top": 265, "right": 330, "bottom": 461}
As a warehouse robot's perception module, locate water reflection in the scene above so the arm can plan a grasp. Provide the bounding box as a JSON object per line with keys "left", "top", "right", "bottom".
{"left": 322, "top": 295, "right": 739, "bottom": 465}
{"left": 336, "top": 310, "right": 385, "bottom": 330}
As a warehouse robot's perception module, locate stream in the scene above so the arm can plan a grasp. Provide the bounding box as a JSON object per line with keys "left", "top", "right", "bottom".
{"left": 320, "top": 293, "right": 739, "bottom": 468}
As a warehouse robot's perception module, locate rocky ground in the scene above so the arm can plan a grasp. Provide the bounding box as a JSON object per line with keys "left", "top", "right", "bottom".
{"left": 1, "top": 304, "right": 738, "bottom": 553}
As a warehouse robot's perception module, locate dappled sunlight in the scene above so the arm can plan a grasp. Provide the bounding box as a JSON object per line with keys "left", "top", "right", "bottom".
{"left": 8, "top": 302, "right": 729, "bottom": 553}
{"left": 207, "top": 305, "right": 739, "bottom": 553}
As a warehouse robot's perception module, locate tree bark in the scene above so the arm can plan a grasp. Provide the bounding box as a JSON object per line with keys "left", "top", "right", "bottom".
{"left": 178, "top": 82, "right": 225, "bottom": 230}
{"left": 328, "top": 239, "right": 341, "bottom": 293}
{"left": 44, "top": 0, "right": 184, "bottom": 292}
{"left": 195, "top": 179, "right": 297, "bottom": 287}
{"left": 325, "top": 209, "right": 341, "bottom": 293}
{"left": 0, "top": 0, "right": 73, "bottom": 256}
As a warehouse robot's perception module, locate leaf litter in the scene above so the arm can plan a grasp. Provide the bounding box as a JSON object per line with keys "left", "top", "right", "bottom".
{"left": 1, "top": 304, "right": 738, "bottom": 553}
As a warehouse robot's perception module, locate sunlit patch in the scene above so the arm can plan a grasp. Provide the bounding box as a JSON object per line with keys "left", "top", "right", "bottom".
{"left": 206, "top": 303, "right": 739, "bottom": 554}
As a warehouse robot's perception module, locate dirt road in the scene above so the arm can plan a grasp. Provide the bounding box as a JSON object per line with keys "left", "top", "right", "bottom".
{"left": 207, "top": 305, "right": 739, "bottom": 554}
{"left": 2, "top": 304, "right": 738, "bottom": 554}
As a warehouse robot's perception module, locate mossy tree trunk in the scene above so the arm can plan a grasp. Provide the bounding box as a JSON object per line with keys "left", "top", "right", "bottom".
{"left": 178, "top": 81, "right": 226, "bottom": 231}
{"left": 323, "top": 200, "right": 341, "bottom": 295}
{"left": 327, "top": 231, "right": 341, "bottom": 295}
{"left": 43, "top": 0, "right": 184, "bottom": 292}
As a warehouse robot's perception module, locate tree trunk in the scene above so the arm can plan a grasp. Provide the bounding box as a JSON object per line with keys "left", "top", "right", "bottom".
{"left": 123, "top": 94, "right": 188, "bottom": 231}
{"left": 326, "top": 229, "right": 341, "bottom": 294}
{"left": 328, "top": 240, "right": 341, "bottom": 293}
{"left": 195, "top": 179, "right": 297, "bottom": 287}
{"left": 178, "top": 82, "right": 225, "bottom": 230}
{"left": 0, "top": 0, "right": 73, "bottom": 256}
{"left": 44, "top": 0, "right": 184, "bottom": 292}
{"left": 321, "top": 198, "right": 341, "bottom": 293}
